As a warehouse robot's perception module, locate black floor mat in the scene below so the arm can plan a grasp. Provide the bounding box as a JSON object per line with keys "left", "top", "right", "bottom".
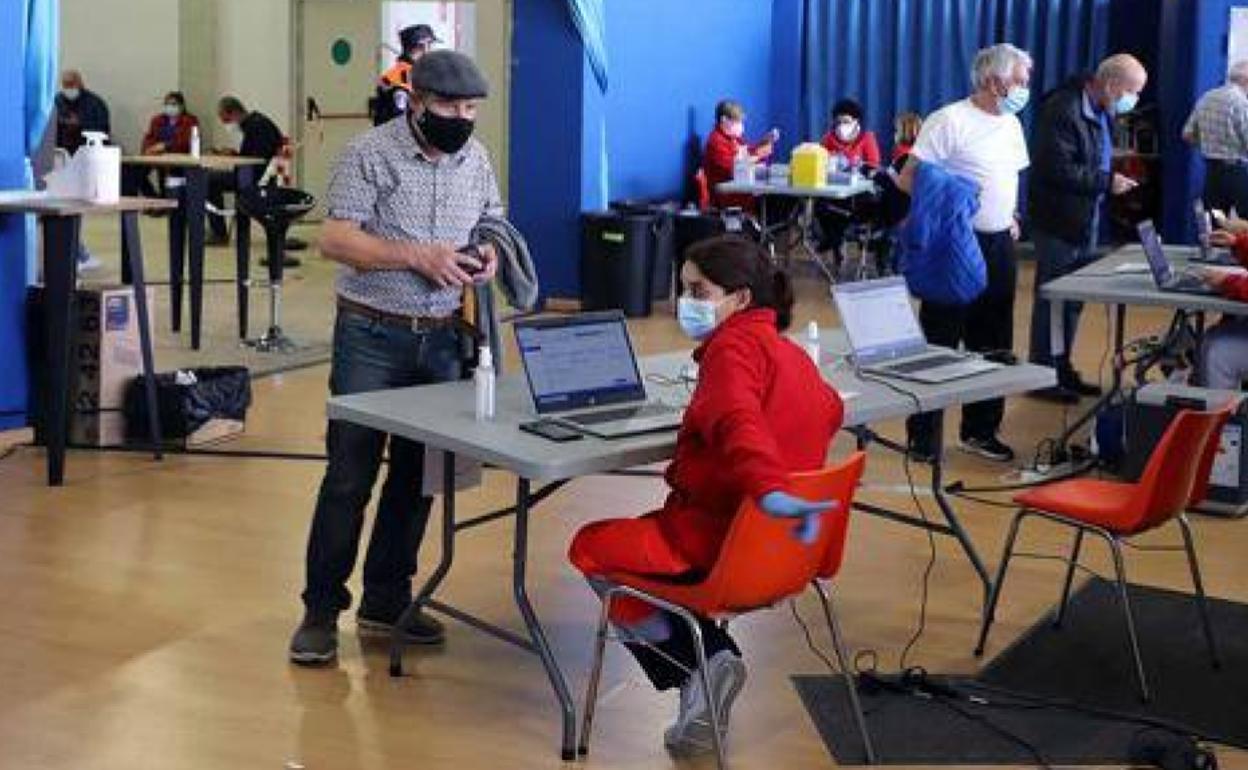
{"left": 979, "top": 577, "right": 1248, "bottom": 748}
{"left": 794, "top": 578, "right": 1247, "bottom": 765}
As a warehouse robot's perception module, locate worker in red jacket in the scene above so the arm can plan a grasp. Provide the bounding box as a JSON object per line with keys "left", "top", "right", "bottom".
{"left": 1197, "top": 223, "right": 1248, "bottom": 387}
{"left": 130, "top": 91, "right": 200, "bottom": 199}
{"left": 702, "top": 99, "right": 777, "bottom": 210}
{"left": 568, "top": 235, "right": 844, "bottom": 757}
{"left": 820, "top": 98, "right": 881, "bottom": 168}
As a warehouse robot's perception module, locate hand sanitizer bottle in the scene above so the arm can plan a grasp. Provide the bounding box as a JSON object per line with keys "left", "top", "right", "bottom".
{"left": 190, "top": 126, "right": 201, "bottom": 159}
{"left": 474, "top": 346, "right": 495, "bottom": 421}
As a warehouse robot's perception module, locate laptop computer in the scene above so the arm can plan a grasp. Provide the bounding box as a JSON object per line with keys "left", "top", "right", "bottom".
{"left": 1191, "top": 200, "right": 1236, "bottom": 265}
{"left": 832, "top": 276, "right": 1001, "bottom": 383}
{"left": 514, "top": 311, "right": 683, "bottom": 439}
{"left": 1137, "top": 220, "right": 1217, "bottom": 295}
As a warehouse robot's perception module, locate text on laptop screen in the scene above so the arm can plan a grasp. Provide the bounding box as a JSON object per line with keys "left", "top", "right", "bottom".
{"left": 515, "top": 317, "right": 645, "bottom": 412}
{"left": 1137, "top": 221, "right": 1173, "bottom": 284}
{"left": 835, "top": 279, "right": 927, "bottom": 363}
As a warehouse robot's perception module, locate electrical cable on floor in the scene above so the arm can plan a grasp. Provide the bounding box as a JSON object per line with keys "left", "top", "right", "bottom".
{"left": 789, "top": 598, "right": 841, "bottom": 675}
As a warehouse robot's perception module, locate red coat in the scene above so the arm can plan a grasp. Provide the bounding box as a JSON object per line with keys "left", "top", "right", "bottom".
{"left": 141, "top": 113, "right": 199, "bottom": 155}
{"left": 1218, "top": 234, "right": 1248, "bottom": 301}
{"left": 820, "top": 130, "right": 881, "bottom": 168}
{"left": 703, "top": 126, "right": 770, "bottom": 209}
{"left": 655, "top": 308, "right": 844, "bottom": 567}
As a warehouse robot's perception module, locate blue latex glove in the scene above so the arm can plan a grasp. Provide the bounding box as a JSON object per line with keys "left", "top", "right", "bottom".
{"left": 759, "top": 491, "right": 840, "bottom": 544}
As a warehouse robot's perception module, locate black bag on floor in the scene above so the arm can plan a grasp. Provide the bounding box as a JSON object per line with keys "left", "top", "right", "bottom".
{"left": 124, "top": 366, "right": 252, "bottom": 440}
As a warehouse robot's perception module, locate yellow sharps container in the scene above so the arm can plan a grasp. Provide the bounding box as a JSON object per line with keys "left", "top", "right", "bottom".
{"left": 789, "top": 142, "right": 828, "bottom": 188}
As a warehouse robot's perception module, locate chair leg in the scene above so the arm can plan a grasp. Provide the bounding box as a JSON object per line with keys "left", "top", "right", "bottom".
{"left": 1177, "top": 514, "right": 1221, "bottom": 669}
{"left": 812, "top": 581, "right": 877, "bottom": 764}
{"left": 578, "top": 587, "right": 616, "bottom": 756}
{"left": 679, "top": 607, "right": 728, "bottom": 770}
{"left": 1105, "top": 535, "right": 1151, "bottom": 702}
{"left": 1053, "top": 528, "right": 1085, "bottom": 629}
{"left": 974, "top": 510, "right": 1028, "bottom": 656}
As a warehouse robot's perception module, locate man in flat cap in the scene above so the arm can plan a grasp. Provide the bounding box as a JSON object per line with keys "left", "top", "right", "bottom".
{"left": 372, "top": 23, "right": 440, "bottom": 125}
{"left": 291, "top": 50, "right": 502, "bottom": 665}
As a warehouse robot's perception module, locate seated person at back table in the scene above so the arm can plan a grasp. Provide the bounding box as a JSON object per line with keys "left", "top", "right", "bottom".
{"left": 568, "top": 235, "right": 845, "bottom": 758}
{"left": 206, "top": 95, "right": 284, "bottom": 245}
{"left": 703, "top": 99, "right": 777, "bottom": 210}
{"left": 816, "top": 98, "right": 881, "bottom": 258}
{"left": 1196, "top": 218, "right": 1248, "bottom": 389}
{"left": 131, "top": 91, "right": 200, "bottom": 198}
{"left": 891, "top": 111, "right": 923, "bottom": 172}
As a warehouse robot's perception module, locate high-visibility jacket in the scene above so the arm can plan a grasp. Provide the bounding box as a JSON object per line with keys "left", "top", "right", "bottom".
{"left": 373, "top": 57, "right": 414, "bottom": 126}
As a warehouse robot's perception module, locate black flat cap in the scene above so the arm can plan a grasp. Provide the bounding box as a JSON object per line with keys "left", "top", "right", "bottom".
{"left": 410, "top": 50, "right": 489, "bottom": 99}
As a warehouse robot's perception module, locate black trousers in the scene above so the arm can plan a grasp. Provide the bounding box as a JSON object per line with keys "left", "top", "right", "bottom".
{"left": 1204, "top": 159, "right": 1248, "bottom": 216}
{"left": 907, "top": 229, "right": 1017, "bottom": 445}
{"left": 625, "top": 611, "right": 741, "bottom": 691}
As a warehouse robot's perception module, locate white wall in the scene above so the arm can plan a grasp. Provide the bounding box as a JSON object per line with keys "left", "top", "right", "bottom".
{"left": 60, "top": 0, "right": 181, "bottom": 153}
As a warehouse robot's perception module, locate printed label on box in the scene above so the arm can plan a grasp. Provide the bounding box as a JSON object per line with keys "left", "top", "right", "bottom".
{"left": 104, "top": 295, "right": 130, "bottom": 331}
{"left": 1211, "top": 424, "right": 1242, "bottom": 489}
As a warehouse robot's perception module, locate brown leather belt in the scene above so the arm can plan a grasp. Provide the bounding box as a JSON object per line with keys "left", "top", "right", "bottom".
{"left": 336, "top": 296, "right": 464, "bottom": 332}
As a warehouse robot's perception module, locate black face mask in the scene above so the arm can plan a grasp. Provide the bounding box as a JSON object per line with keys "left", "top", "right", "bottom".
{"left": 414, "top": 107, "right": 475, "bottom": 155}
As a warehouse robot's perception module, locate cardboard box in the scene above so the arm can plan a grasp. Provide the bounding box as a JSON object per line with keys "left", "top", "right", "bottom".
{"left": 68, "top": 286, "right": 153, "bottom": 447}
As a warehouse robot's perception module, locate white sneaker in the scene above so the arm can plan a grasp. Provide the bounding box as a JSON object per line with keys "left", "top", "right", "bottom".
{"left": 663, "top": 650, "right": 747, "bottom": 756}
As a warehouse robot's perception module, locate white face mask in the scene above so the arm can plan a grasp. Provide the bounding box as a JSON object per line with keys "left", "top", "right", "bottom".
{"left": 834, "top": 121, "right": 860, "bottom": 142}
{"left": 723, "top": 120, "right": 745, "bottom": 139}
{"left": 61, "top": 87, "right": 81, "bottom": 101}
{"left": 163, "top": 104, "right": 181, "bottom": 118}
{"left": 677, "top": 296, "right": 723, "bottom": 340}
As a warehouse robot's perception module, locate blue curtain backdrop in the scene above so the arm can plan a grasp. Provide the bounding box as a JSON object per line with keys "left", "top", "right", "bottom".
{"left": 801, "top": 0, "right": 1111, "bottom": 153}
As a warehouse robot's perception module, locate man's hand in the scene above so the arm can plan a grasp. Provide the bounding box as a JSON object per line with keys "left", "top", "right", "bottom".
{"left": 1210, "top": 229, "right": 1239, "bottom": 248}
{"left": 473, "top": 242, "right": 499, "bottom": 283}
{"left": 1110, "top": 173, "right": 1138, "bottom": 196}
{"left": 1196, "top": 266, "right": 1231, "bottom": 290}
{"left": 1212, "top": 208, "right": 1248, "bottom": 234}
{"left": 1010, "top": 216, "right": 1021, "bottom": 241}
{"left": 403, "top": 243, "right": 476, "bottom": 288}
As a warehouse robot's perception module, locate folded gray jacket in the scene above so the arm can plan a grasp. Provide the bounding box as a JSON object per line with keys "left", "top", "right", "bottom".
{"left": 469, "top": 215, "right": 539, "bottom": 373}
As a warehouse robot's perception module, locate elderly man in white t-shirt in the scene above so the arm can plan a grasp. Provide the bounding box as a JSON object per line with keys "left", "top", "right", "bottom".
{"left": 901, "top": 43, "right": 1032, "bottom": 463}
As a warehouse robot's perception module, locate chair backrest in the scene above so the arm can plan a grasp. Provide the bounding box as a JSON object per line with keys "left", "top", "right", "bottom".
{"left": 1131, "top": 402, "right": 1234, "bottom": 530}
{"left": 696, "top": 452, "right": 866, "bottom": 613}
{"left": 694, "top": 168, "right": 711, "bottom": 212}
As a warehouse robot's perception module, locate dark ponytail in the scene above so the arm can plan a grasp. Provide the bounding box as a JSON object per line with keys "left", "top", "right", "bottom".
{"left": 684, "top": 235, "right": 796, "bottom": 331}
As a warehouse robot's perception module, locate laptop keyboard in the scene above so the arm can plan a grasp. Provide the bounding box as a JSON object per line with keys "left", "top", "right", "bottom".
{"left": 879, "top": 353, "right": 965, "bottom": 374}
{"left": 565, "top": 403, "right": 676, "bottom": 426}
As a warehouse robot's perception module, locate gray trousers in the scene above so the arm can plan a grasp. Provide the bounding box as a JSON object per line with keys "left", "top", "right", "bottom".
{"left": 1200, "top": 317, "right": 1248, "bottom": 389}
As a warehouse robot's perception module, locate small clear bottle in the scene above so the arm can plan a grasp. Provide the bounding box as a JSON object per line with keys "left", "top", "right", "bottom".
{"left": 474, "top": 346, "right": 495, "bottom": 421}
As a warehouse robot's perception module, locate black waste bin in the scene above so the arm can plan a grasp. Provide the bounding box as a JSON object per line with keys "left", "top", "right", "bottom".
{"left": 581, "top": 210, "right": 659, "bottom": 317}
{"left": 610, "top": 200, "right": 678, "bottom": 300}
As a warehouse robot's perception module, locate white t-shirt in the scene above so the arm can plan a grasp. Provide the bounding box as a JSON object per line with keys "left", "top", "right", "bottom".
{"left": 912, "top": 98, "right": 1030, "bottom": 233}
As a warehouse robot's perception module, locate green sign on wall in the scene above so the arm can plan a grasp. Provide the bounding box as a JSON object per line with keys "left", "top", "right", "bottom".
{"left": 331, "top": 38, "right": 352, "bottom": 66}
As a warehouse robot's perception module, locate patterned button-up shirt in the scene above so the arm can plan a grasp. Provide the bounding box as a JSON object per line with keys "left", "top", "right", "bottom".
{"left": 1184, "top": 84, "right": 1248, "bottom": 163}
{"left": 327, "top": 117, "right": 504, "bottom": 317}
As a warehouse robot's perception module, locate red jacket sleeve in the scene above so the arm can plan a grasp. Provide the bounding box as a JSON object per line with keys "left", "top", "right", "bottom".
{"left": 861, "top": 132, "right": 882, "bottom": 167}
{"left": 141, "top": 115, "right": 162, "bottom": 153}
{"left": 691, "top": 333, "right": 789, "bottom": 500}
{"left": 1219, "top": 272, "right": 1248, "bottom": 301}
{"left": 1232, "top": 233, "right": 1248, "bottom": 268}
{"left": 703, "top": 130, "right": 740, "bottom": 185}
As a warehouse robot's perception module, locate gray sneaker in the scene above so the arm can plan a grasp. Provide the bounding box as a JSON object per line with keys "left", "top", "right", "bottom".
{"left": 356, "top": 608, "right": 446, "bottom": 645}
{"left": 663, "top": 650, "right": 747, "bottom": 756}
{"left": 289, "top": 612, "right": 338, "bottom": 666}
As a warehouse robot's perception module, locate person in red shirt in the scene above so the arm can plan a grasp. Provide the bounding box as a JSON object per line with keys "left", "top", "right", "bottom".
{"left": 820, "top": 98, "right": 881, "bottom": 168}
{"left": 1196, "top": 223, "right": 1248, "bottom": 387}
{"left": 891, "top": 111, "right": 923, "bottom": 172}
{"left": 702, "top": 99, "right": 777, "bottom": 209}
{"left": 130, "top": 91, "right": 200, "bottom": 199}
{"left": 568, "top": 235, "right": 844, "bottom": 756}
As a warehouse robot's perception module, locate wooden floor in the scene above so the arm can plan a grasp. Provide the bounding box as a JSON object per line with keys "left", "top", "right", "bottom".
{"left": 2, "top": 248, "right": 1247, "bottom": 770}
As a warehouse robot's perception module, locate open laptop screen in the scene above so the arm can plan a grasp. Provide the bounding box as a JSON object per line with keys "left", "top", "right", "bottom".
{"left": 833, "top": 277, "right": 927, "bottom": 364}
{"left": 1137, "top": 220, "right": 1173, "bottom": 285}
{"left": 515, "top": 312, "right": 646, "bottom": 414}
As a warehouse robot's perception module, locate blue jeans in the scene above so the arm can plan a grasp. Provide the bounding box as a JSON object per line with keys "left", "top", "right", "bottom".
{"left": 302, "top": 310, "right": 464, "bottom": 617}
{"left": 1028, "top": 228, "right": 1098, "bottom": 370}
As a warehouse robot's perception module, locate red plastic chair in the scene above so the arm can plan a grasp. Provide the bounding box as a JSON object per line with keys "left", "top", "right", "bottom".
{"left": 578, "top": 452, "right": 875, "bottom": 768}
{"left": 974, "top": 402, "right": 1234, "bottom": 702}
{"left": 694, "top": 167, "right": 712, "bottom": 212}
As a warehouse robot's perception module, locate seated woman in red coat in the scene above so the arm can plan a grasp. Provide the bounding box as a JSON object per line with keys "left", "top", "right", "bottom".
{"left": 130, "top": 91, "right": 200, "bottom": 198}
{"left": 1196, "top": 220, "right": 1248, "bottom": 388}
{"left": 703, "top": 99, "right": 777, "bottom": 210}
{"left": 820, "top": 98, "right": 881, "bottom": 168}
{"left": 568, "top": 235, "right": 845, "bottom": 756}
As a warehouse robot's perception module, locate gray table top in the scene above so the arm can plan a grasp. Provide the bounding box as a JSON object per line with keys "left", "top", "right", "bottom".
{"left": 1039, "top": 243, "right": 1248, "bottom": 316}
{"left": 0, "top": 192, "right": 177, "bottom": 216}
{"left": 716, "top": 177, "right": 875, "bottom": 200}
{"left": 327, "top": 330, "right": 1054, "bottom": 482}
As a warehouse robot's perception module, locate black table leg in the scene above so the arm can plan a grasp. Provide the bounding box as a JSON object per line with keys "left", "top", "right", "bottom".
{"left": 235, "top": 166, "right": 254, "bottom": 340}
{"left": 168, "top": 181, "right": 187, "bottom": 332}
{"left": 120, "top": 214, "right": 133, "bottom": 285}
{"left": 512, "top": 477, "right": 578, "bottom": 761}
{"left": 185, "top": 167, "right": 207, "bottom": 350}
{"left": 41, "top": 215, "right": 80, "bottom": 486}
{"left": 121, "top": 211, "right": 163, "bottom": 461}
